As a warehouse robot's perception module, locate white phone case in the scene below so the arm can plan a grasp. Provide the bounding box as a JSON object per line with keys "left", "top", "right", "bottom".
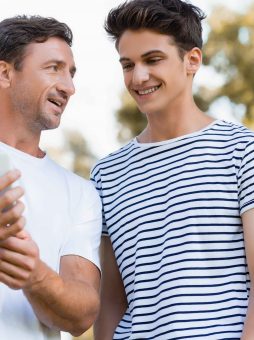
{"left": 0, "top": 152, "right": 13, "bottom": 176}
{"left": 0, "top": 152, "right": 14, "bottom": 195}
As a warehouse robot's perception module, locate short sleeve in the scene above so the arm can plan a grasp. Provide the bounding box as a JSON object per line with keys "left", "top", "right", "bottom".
{"left": 90, "top": 164, "right": 109, "bottom": 236}
{"left": 238, "top": 140, "right": 254, "bottom": 215}
{"left": 60, "top": 180, "right": 102, "bottom": 269}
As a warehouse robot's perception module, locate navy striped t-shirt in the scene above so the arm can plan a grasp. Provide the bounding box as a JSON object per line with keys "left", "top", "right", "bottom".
{"left": 91, "top": 120, "right": 254, "bottom": 339}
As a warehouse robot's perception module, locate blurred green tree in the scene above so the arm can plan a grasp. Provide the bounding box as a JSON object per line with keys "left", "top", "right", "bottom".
{"left": 199, "top": 3, "right": 254, "bottom": 128}
{"left": 116, "top": 91, "right": 147, "bottom": 143}
{"left": 47, "top": 130, "right": 96, "bottom": 179}
{"left": 115, "top": 3, "right": 254, "bottom": 142}
{"left": 63, "top": 130, "right": 97, "bottom": 179}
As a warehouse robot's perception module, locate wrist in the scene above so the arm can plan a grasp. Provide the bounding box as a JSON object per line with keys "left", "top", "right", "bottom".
{"left": 23, "top": 260, "right": 50, "bottom": 292}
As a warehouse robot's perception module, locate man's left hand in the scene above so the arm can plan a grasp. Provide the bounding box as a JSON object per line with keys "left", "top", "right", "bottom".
{"left": 0, "top": 230, "right": 40, "bottom": 290}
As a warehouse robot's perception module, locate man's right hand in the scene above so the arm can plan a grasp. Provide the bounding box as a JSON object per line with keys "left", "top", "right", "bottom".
{"left": 0, "top": 170, "right": 25, "bottom": 241}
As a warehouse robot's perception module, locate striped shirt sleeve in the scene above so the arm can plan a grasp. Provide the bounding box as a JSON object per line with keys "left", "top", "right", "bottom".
{"left": 238, "top": 139, "right": 254, "bottom": 215}
{"left": 90, "top": 166, "right": 109, "bottom": 236}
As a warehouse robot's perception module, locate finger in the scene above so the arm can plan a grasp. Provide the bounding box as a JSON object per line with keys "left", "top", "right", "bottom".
{"left": 15, "top": 229, "right": 31, "bottom": 240}
{"left": 0, "top": 216, "right": 26, "bottom": 241}
{"left": 0, "top": 270, "right": 26, "bottom": 290}
{"left": 0, "top": 200, "right": 25, "bottom": 226}
{"left": 0, "top": 170, "right": 21, "bottom": 191}
{"left": 0, "top": 186, "right": 24, "bottom": 212}
{"left": 0, "top": 254, "right": 30, "bottom": 279}
{"left": 0, "top": 247, "right": 33, "bottom": 272}
{"left": 0, "top": 234, "right": 38, "bottom": 258}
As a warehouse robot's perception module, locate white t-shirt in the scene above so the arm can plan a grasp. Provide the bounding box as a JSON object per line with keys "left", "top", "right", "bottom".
{"left": 91, "top": 120, "right": 254, "bottom": 339}
{"left": 0, "top": 142, "right": 102, "bottom": 340}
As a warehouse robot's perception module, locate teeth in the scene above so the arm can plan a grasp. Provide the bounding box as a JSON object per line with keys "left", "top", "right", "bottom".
{"left": 138, "top": 86, "right": 159, "bottom": 95}
{"left": 49, "top": 99, "right": 62, "bottom": 107}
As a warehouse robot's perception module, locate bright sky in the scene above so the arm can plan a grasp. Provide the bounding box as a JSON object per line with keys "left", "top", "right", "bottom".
{"left": 1, "top": 0, "right": 253, "bottom": 160}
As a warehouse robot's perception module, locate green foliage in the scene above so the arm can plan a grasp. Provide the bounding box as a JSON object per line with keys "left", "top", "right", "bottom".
{"left": 63, "top": 130, "right": 97, "bottom": 179}
{"left": 116, "top": 91, "right": 146, "bottom": 143}
{"left": 47, "top": 131, "right": 96, "bottom": 179}
{"left": 198, "top": 3, "right": 254, "bottom": 128}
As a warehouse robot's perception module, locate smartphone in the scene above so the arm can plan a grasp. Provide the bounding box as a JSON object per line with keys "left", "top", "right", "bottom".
{"left": 0, "top": 152, "right": 13, "bottom": 178}
{"left": 0, "top": 152, "right": 15, "bottom": 212}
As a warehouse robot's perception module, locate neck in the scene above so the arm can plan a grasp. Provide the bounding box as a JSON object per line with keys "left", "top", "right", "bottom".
{"left": 0, "top": 136, "right": 44, "bottom": 158}
{"left": 137, "top": 100, "right": 214, "bottom": 143}
{"left": 0, "top": 99, "right": 45, "bottom": 158}
{"left": 0, "top": 121, "right": 44, "bottom": 158}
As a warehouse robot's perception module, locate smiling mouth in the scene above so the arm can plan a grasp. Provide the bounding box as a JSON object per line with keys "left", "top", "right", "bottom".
{"left": 48, "top": 98, "right": 63, "bottom": 108}
{"left": 135, "top": 85, "right": 161, "bottom": 96}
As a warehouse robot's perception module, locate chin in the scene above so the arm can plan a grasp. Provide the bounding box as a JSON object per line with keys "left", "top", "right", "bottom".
{"left": 137, "top": 104, "right": 161, "bottom": 115}
{"left": 47, "top": 124, "right": 60, "bottom": 130}
{"left": 42, "top": 119, "right": 61, "bottom": 130}
{"left": 49, "top": 121, "right": 61, "bottom": 129}
{"left": 38, "top": 112, "right": 62, "bottom": 130}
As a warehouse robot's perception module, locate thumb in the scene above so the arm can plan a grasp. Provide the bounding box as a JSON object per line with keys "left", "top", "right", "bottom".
{"left": 15, "top": 229, "right": 31, "bottom": 240}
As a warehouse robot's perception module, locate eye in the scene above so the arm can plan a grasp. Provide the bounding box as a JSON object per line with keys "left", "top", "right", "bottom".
{"left": 121, "top": 63, "right": 134, "bottom": 71}
{"left": 146, "top": 57, "right": 162, "bottom": 65}
{"left": 47, "top": 64, "right": 59, "bottom": 71}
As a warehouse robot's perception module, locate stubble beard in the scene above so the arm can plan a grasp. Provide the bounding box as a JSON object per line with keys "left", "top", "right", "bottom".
{"left": 11, "top": 94, "right": 61, "bottom": 133}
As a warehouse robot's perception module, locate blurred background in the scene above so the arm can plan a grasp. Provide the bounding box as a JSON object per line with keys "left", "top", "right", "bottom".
{"left": 1, "top": 0, "right": 254, "bottom": 339}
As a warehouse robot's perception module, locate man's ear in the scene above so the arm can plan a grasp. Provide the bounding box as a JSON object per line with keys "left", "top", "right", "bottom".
{"left": 0, "top": 61, "right": 13, "bottom": 88}
{"left": 185, "top": 47, "right": 202, "bottom": 75}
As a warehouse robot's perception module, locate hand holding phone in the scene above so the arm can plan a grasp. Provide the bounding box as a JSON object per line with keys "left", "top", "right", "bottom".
{"left": 0, "top": 152, "right": 22, "bottom": 212}
{"left": 0, "top": 152, "right": 15, "bottom": 194}
{"left": 0, "top": 152, "right": 13, "bottom": 176}
{"left": 0, "top": 152, "right": 18, "bottom": 211}
{"left": 0, "top": 153, "right": 25, "bottom": 237}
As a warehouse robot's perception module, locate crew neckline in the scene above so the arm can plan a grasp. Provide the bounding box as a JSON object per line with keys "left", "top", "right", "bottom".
{"left": 0, "top": 141, "right": 48, "bottom": 165}
{"left": 133, "top": 119, "right": 221, "bottom": 147}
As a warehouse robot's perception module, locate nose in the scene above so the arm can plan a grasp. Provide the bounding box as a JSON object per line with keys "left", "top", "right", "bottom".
{"left": 57, "top": 73, "right": 75, "bottom": 97}
{"left": 132, "top": 64, "right": 149, "bottom": 85}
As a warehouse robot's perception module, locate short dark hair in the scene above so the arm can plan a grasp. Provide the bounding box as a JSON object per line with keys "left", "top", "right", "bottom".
{"left": 105, "top": 0, "right": 206, "bottom": 57}
{"left": 0, "top": 15, "right": 73, "bottom": 70}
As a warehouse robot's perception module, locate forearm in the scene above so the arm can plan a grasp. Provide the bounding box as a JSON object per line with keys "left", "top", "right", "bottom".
{"left": 94, "top": 299, "right": 127, "bottom": 340}
{"left": 95, "top": 236, "right": 128, "bottom": 340}
{"left": 241, "top": 286, "right": 254, "bottom": 340}
{"left": 23, "top": 260, "right": 99, "bottom": 336}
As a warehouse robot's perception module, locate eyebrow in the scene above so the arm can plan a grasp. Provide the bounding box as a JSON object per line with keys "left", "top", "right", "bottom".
{"left": 44, "top": 59, "right": 77, "bottom": 77}
{"left": 119, "top": 49, "right": 165, "bottom": 63}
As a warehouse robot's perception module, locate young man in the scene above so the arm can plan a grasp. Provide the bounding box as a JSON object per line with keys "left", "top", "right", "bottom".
{"left": 0, "top": 16, "right": 102, "bottom": 340}
{"left": 91, "top": 0, "right": 254, "bottom": 339}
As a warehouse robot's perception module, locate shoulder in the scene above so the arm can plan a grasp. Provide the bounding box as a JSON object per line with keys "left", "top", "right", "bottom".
{"left": 213, "top": 120, "right": 254, "bottom": 140}
{"left": 91, "top": 140, "right": 136, "bottom": 177}
{"left": 206, "top": 120, "right": 254, "bottom": 152}
{"left": 213, "top": 121, "right": 254, "bottom": 166}
{"left": 45, "top": 156, "right": 99, "bottom": 199}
